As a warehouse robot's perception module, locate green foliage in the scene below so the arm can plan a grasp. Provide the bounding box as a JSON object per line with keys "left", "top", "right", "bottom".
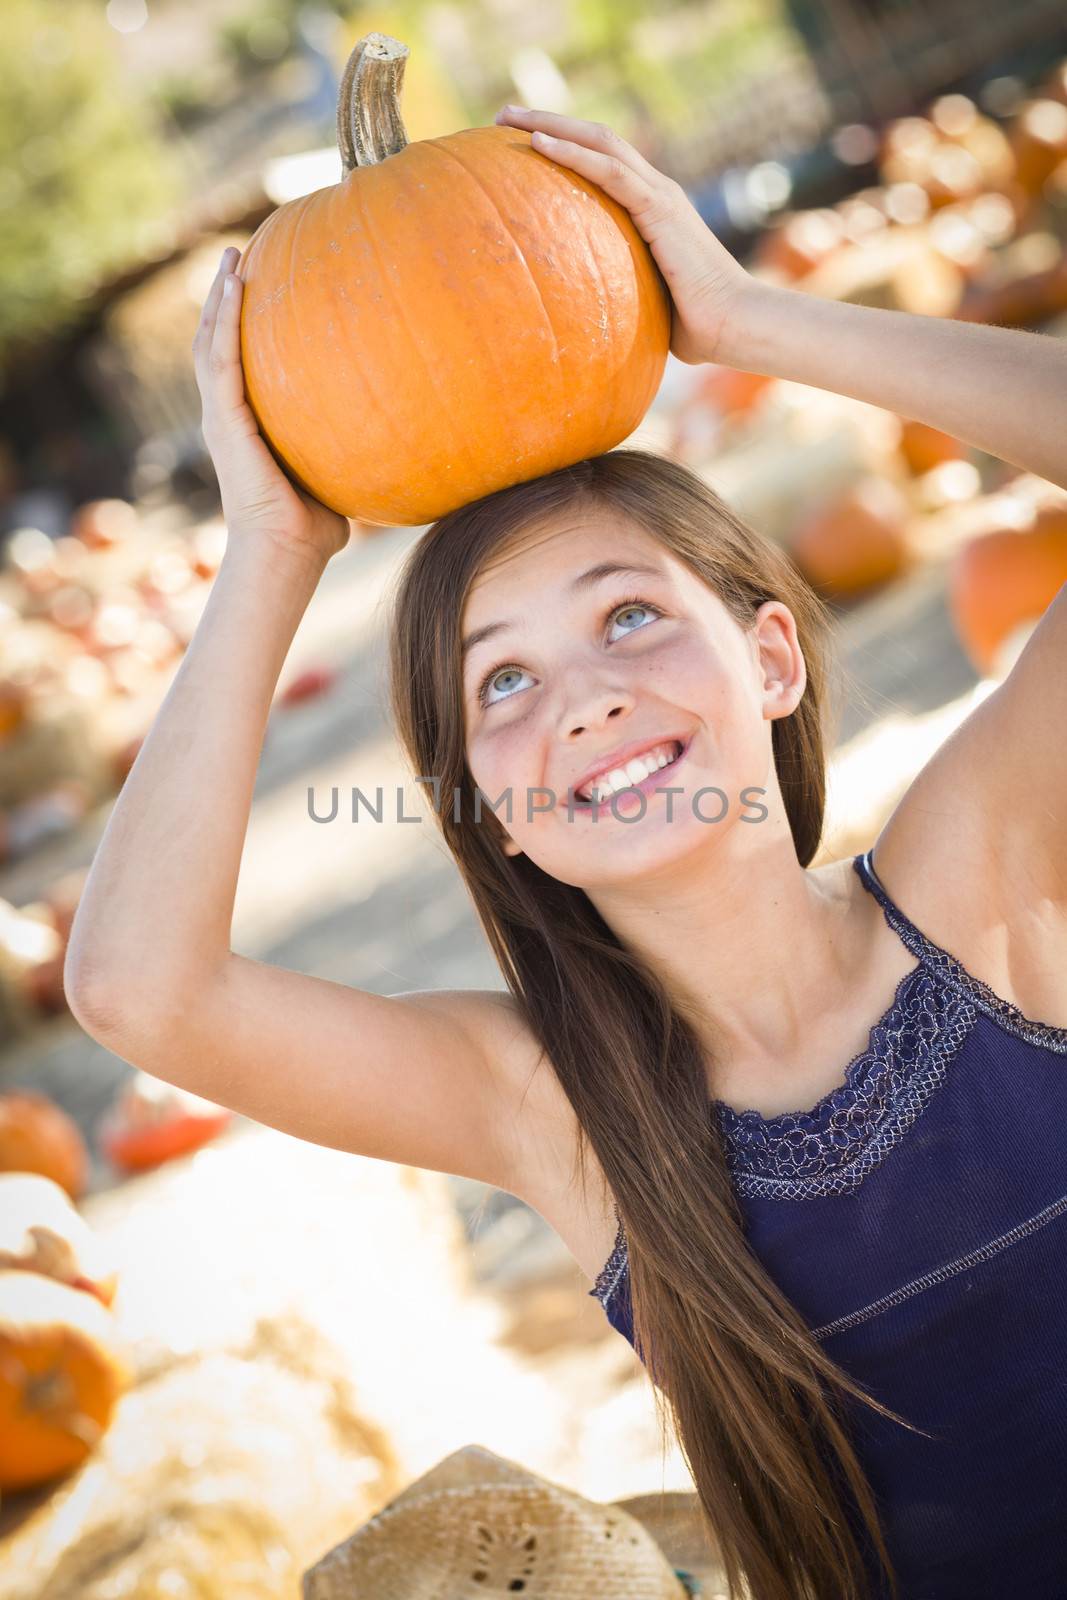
{"left": 216, "top": 8, "right": 297, "bottom": 76}
{"left": 0, "top": 0, "right": 188, "bottom": 378}
{"left": 153, "top": 69, "right": 226, "bottom": 131}
{"left": 567, "top": 0, "right": 800, "bottom": 133}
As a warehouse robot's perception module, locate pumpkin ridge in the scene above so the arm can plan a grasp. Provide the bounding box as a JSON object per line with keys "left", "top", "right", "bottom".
{"left": 285, "top": 195, "right": 330, "bottom": 485}
{"left": 352, "top": 155, "right": 481, "bottom": 487}
{"left": 325, "top": 179, "right": 418, "bottom": 489}
{"left": 573, "top": 183, "right": 614, "bottom": 360}
{"left": 425, "top": 134, "right": 564, "bottom": 380}
{"left": 302, "top": 182, "right": 367, "bottom": 479}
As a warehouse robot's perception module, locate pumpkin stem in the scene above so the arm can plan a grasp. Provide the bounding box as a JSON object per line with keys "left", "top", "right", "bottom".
{"left": 336, "top": 32, "right": 411, "bottom": 172}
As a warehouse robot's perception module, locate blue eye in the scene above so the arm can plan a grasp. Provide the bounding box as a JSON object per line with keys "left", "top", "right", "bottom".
{"left": 483, "top": 668, "right": 534, "bottom": 707}
{"left": 475, "top": 596, "right": 662, "bottom": 708}
{"left": 607, "top": 601, "right": 659, "bottom": 636}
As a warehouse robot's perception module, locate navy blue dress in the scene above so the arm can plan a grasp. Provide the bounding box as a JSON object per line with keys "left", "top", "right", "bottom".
{"left": 589, "top": 847, "right": 1067, "bottom": 1597}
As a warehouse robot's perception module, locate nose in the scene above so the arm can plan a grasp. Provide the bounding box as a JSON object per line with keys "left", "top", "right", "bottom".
{"left": 558, "top": 682, "right": 636, "bottom": 740}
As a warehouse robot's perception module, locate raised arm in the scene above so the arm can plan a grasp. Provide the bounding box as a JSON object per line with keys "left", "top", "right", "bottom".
{"left": 716, "top": 285, "right": 1067, "bottom": 493}
{"left": 63, "top": 248, "right": 531, "bottom": 1195}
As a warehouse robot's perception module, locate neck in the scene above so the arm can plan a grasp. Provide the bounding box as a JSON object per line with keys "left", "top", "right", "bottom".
{"left": 587, "top": 813, "right": 864, "bottom": 1077}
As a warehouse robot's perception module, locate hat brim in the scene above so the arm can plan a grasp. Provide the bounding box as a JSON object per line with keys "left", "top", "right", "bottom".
{"left": 610, "top": 1490, "right": 728, "bottom": 1592}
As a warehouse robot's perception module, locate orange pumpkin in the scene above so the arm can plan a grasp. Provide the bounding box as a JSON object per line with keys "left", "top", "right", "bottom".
{"left": 0, "top": 1173, "right": 119, "bottom": 1308}
{"left": 897, "top": 419, "right": 967, "bottom": 476}
{"left": 238, "top": 33, "right": 670, "bottom": 527}
{"left": 0, "top": 1269, "right": 130, "bottom": 1491}
{"left": 948, "top": 506, "right": 1067, "bottom": 675}
{"left": 277, "top": 664, "right": 340, "bottom": 708}
{"left": 880, "top": 115, "right": 939, "bottom": 187}
{"left": 1008, "top": 99, "right": 1067, "bottom": 201}
{"left": 692, "top": 365, "right": 775, "bottom": 420}
{"left": 954, "top": 255, "right": 1067, "bottom": 328}
{"left": 752, "top": 209, "right": 846, "bottom": 281}
{"left": 0, "top": 1091, "right": 88, "bottom": 1199}
{"left": 787, "top": 478, "right": 912, "bottom": 598}
{"left": 928, "top": 96, "right": 1015, "bottom": 190}
{"left": 99, "top": 1073, "right": 231, "bottom": 1173}
{"left": 0, "top": 683, "right": 27, "bottom": 746}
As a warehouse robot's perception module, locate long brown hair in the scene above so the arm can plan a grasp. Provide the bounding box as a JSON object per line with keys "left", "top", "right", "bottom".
{"left": 386, "top": 448, "right": 929, "bottom": 1600}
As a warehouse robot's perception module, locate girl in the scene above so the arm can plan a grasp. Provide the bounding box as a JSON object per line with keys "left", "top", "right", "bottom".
{"left": 65, "top": 108, "right": 1067, "bottom": 1600}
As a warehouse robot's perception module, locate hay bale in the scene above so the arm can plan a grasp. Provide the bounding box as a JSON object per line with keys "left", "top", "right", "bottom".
{"left": 0, "top": 1312, "right": 397, "bottom": 1600}
{"left": 0, "top": 1121, "right": 566, "bottom": 1598}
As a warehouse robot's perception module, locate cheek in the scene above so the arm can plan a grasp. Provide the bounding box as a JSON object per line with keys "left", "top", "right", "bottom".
{"left": 467, "top": 716, "right": 535, "bottom": 793}
{"left": 652, "top": 635, "right": 729, "bottom": 706}
{"left": 660, "top": 640, "right": 761, "bottom": 752}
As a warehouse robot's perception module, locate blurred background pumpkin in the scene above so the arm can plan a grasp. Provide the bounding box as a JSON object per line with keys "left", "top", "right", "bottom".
{"left": 0, "top": 1172, "right": 119, "bottom": 1308}
{"left": 0, "top": 1091, "right": 89, "bottom": 1199}
{"left": 0, "top": 1269, "right": 131, "bottom": 1492}
{"left": 948, "top": 504, "right": 1067, "bottom": 673}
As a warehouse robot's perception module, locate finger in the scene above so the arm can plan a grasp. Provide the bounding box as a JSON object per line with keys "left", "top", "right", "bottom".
{"left": 203, "top": 271, "right": 248, "bottom": 424}
{"left": 191, "top": 247, "right": 240, "bottom": 377}
{"left": 524, "top": 129, "right": 666, "bottom": 223}
{"left": 495, "top": 106, "right": 659, "bottom": 183}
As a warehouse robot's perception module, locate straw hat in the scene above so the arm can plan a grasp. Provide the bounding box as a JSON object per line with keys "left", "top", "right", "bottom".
{"left": 303, "top": 1443, "right": 729, "bottom": 1599}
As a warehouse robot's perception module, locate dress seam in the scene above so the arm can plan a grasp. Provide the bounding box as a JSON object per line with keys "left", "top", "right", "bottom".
{"left": 812, "top": 1189, "right": 1067, "bottom": 1340}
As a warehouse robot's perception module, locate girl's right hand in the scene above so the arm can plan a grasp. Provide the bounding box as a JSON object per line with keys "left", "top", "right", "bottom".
{"left": 192, "top": 246, "right": 351, "bottom": 567}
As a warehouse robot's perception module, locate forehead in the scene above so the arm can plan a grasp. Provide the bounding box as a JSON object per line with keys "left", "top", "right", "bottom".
{"left": 462, "top": 512, "right": 688, "bottom": 623}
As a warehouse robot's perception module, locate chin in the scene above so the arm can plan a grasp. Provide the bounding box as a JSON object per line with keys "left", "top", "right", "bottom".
{"left": 537, "top": 812, "right": 723, "bottom": 889}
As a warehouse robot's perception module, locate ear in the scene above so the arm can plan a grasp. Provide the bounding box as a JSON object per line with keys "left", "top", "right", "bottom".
{"left": 752, "top": 601, "right": 806, "bottom": 719}
{"left": 501, "top": 836, "right": 523, "bottom": 858}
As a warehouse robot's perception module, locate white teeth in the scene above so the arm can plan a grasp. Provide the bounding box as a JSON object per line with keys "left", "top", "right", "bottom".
{"left": 578, "top": 741, "right": 681, "bottom": 803}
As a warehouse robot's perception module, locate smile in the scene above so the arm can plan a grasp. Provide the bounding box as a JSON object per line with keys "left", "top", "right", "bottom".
{"left": 575, "top": 739, "right": 684, "bottom": 806}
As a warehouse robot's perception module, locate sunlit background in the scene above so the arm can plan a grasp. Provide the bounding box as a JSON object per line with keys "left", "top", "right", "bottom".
{"left": 2, "top": 2, "right": 1067, "bottom": 1594}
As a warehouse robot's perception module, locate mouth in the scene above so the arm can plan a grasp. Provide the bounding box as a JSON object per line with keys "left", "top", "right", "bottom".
{"left": 570, "top": 735, "right": 693, "bottom": 816}
{"left": 572, "top": 739, "right": 687, "bottom": 812}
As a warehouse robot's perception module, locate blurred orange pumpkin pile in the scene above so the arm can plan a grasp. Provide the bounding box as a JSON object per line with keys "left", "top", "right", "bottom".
{"left": 0, "top": 493, "right": 342, "bottom": 1043}
{"left": 666, "top": 58, "right": 1067, "bottom": 640}
{"left": 752, "top": 61, "right": 1067, "bottom": 322}
{"left": 0, "top": 1075, "right": 234, "bottom": 1491}
{"left": 0, "top": 501, "right": 227, "bottom": 869}
{"left": 0, "top": 1169, "right": 129, "bottom": 1495}
{"left": 0, "top": 1078, "right": 231, "bottom": 1189}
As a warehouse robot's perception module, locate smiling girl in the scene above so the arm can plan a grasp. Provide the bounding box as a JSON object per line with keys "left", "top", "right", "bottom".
{"left": 66, "top": 108, "right": 1067, "bottom": 1600}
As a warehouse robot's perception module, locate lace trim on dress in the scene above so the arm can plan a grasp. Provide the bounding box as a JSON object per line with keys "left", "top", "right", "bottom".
{"left": 590, "top": 1208, "right": 627, "bottom": 1307}
{"left": 591, "top": 971, "right": 975, "bottom": 1301}
{"left": 712, "top": 967, "right": 974, "bottom": 1199}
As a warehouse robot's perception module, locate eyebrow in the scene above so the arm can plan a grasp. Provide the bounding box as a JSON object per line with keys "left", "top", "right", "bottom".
{"left": 461, "top": 562, "right": 668, "bottom": 662}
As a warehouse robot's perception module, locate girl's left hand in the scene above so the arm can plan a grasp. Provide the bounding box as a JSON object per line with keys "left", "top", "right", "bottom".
{"left": 494, "top": 105, "right": 753, "bottom": 366}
